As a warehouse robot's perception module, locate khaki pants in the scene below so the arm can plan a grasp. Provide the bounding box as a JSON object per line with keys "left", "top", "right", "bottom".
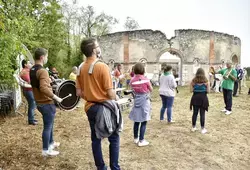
{"left": 238, "top": 80, "right": 242, "bottom": 93}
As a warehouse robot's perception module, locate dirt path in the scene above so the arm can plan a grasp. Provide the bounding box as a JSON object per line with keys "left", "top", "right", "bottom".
{"left": 0, "top": 86, "right": 250, "bottom": 170}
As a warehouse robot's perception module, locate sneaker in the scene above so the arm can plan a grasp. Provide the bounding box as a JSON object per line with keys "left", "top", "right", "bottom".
{"left": 221, "top": 108, "right": 227, "bottom": 112}
{"left": 191, "top": 127, "right": 197, "bottom": 132}
{"left": 138, "top": 140, "right": 149, "bottom": 147}
{"left": 28, "top": 121, "right": 38, "bottom": 125}
{"left": 225, "top": 110, "right": 232, "bottom": 115}
{"left": 134, "top": 138, "right": 139, "bottom": 144}
{"left": 201, "top": 128, "right": 207, "bottom": 134}
{"left": 168, "top": 120, "right": 175, "bottom": 123}
{"left": 42, "top": 149, "right": 59, "bottom": 156}
{"left": 49, "top": 142, "right": 60, "bottom": 150}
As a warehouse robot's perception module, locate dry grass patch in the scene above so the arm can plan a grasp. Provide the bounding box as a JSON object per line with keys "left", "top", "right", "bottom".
{"left": 0, "top": 84, "right": 250, "bottom": 170}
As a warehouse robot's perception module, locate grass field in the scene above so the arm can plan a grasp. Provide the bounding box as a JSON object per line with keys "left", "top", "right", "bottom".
{"left": 0, "top": 83, "right": 250, "bottom": 170}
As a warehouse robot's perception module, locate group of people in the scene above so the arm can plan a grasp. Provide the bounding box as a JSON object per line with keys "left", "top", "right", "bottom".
{"left": 75, "top": 39, "right": 243, "bottom": 170}
{"left": 19, "top": 49, "right": 62, "bottom": 156}
{"left": 17, "top": 37, "right": 248, "bottom": 170}
{"left": 111, "top": 63, "right": 135, "bottom": 90}
{"left": 190, "top": 61, "right": 237, "bottom": 133}
{"left": 158, "top": 61, "right": 239, "bottom": 136}
{"left": 19, "top": 60, "right": 65, "bottom": 125}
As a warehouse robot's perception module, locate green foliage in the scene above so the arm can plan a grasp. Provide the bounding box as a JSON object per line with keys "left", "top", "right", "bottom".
{"left": 59, "top": 2, "right": 119, "bottom": 78}
{"left": 0, "top": 33, "right": 22, "bottom": 85}
{"left": 124, "top": 16, "right": 139, "bottom": 31}
{"left": 35, "top": 1, "right": 67, "bottom": 68}
{"left": 78, "top": 5, "right": 118, "bottom": 37}
{"left": 0, "top": 0, "right": 67, "bottom": 85}
{"left": 0, "top": 0, "right": 119, "bottom": 86}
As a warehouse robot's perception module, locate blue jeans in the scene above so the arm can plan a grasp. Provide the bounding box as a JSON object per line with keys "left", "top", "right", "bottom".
{"left": 23, "top": 90, "right": 36, "bottom": 123}
{"left": 37, "top": 104, "right": 56, "bottom": 150}
{"left": 134, "top": 121, "right": 147, "bottom": 141}
{"left": 117, "top": 82, "right": 123, "bottom": 97}
{"left": 160, "top": 95, "right": 174, "bottom": 122}
{"left": 118, "top": 82, "right": 122, "bottom": 88}
{"left": 87, "top": 104, "right": 120, "bottom": 170}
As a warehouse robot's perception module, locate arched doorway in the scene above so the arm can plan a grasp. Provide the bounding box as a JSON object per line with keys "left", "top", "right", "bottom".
{"left": 139, "top": 58, "right": 147, "bottom": 67}
{"left": 139, "top": 58, "right": 154, "bottom": 80}
{"left": 232, "top": 54, "right": 238, "bottom": 65}
{"left": 193, "top": 58, "right": 200, "bottom": 75}
{"left": 156, "top": 48, "right": 183, "bottom": 85}
{"left": 108, "top": 59, "right": 115, "bottom": 72}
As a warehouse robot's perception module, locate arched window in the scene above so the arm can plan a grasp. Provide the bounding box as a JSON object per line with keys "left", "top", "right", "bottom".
{"left": 108, "top": 59, "right": 115, "bottom": 70}
{"left": 193, "top": 58, "right": 200, "bottom": 75}
{"left": 139, "top": 58, "right": 147, "bottom": 67}
{"left": 232, "top": 55, "right": 238, "bottom": 64}
{"left": 193, "top": 58, "right": 200, "bottom": 66}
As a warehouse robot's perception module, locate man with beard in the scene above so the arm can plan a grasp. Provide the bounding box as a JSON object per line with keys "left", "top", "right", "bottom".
{"left": 76, "top": 38, "right": 121, "bottom": 170}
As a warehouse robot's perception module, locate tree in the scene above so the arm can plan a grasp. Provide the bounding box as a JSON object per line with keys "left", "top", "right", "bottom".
{"left": 60, "top": 3, "right": 119, "bottom": 69}
{"left": 0, "top": 0, "right": 67, "bottom": 85}
{"left": 124, "top": 16, "right": 139, "bottom": 31}
{"left": 35, "top": 1, "right": 67, "bottom": 68}
{"left": 0, "top": 0, "right": 119, "bottom": 85}
{"left": 61, "top": 2, "right": 78, "bottom": 62}
{"left": 0, "top": 0, "right": 38, "bottom": 86}
{"left": 78, "top": 5, "right": 118, "bottom": 37}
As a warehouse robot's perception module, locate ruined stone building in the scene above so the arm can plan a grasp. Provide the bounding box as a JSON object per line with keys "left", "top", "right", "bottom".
{"left": 98, "top": 29, "right": 241, "bottom": 85}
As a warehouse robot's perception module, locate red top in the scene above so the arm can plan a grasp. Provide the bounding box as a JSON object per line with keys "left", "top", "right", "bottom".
{"left": 114, "top": 69, "right": 121, "bottom": 78}
{"left": 20, "top": 68, "right": 32, "bottom": 91}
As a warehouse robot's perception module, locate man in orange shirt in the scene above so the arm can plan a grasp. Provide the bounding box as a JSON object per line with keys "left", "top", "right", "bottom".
{"left": 76, "top": 38, "right": 120, "bottom": 170}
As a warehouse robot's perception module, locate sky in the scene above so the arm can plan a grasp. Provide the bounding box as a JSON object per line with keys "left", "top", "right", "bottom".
{"left": 67, "top": 0, "right": 250, "bottom": 67}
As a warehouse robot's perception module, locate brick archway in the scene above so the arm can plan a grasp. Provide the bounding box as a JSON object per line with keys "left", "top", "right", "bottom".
{"left": 156, "top": 48, "right": 184, "bottom": 85}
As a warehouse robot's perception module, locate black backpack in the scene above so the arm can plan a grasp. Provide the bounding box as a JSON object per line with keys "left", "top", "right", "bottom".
{"left": 30, "top": 64, "right": 43, "bottom": 89}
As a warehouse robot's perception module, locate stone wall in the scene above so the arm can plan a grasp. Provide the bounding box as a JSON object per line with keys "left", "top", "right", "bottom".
{"left": 98, "top": 30, "right": 168, "bottom": 63}
{"left": 98, "top": 29, "right": 241, "bottom": 85}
